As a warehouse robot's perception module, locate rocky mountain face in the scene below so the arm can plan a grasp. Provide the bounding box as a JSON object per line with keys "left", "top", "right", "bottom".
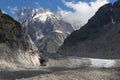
{"left": 0, "top": 10, "right": 40, "bottom": 66}
{"left": 58, "top": 0, "right": 120, "bottom": 59}
{"left": 15, "top": 8, "right": 74, "bottom": 54}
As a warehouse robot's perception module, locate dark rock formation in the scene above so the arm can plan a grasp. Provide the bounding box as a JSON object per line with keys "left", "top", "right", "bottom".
{"left": 58, "top": 1, "right": 120, "bottom": 59}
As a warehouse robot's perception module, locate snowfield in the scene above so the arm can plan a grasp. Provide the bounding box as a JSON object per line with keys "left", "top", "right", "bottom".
{"left": 89, "top": 58, "right": 115, "bottom": 68}
{"left": 66, "top": 56, "right": 118, "bottom": 68}
{"left": 47, "top": 56, "right": 120, "bottom": 68}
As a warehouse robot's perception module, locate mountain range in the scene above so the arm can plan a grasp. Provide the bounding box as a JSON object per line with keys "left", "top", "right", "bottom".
{"left": 15, "top": 8, "right": 74, "bottom": 54}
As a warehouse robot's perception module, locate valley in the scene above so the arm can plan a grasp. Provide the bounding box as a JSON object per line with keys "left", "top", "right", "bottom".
{"left": 0, "top": 0, "right": 120, "bottom": 80}
{"left": 0, "top": 56, "right": 120, "bottom": 80}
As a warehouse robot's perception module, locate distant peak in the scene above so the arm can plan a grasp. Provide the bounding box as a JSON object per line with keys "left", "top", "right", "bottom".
{"left": 33, "top": 10, "right": 53, "bottom": 22}
{"left": 15, "top": 8, "right": 60, "bottom": 23}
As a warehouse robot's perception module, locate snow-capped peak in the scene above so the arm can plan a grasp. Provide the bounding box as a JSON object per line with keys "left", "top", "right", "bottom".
{"left": 15, "top": 7, "right": 37, "bottom": 23}
{"left": 15, "top": 8, "right": 61, "bottom": 23}
{"left": 33, "top": 10, "right": 53, "bottom": 22}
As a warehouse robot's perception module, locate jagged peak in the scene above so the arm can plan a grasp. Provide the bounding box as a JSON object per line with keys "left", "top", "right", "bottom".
{"left": 15, "top": 7, "right": 61, "bottom": 23}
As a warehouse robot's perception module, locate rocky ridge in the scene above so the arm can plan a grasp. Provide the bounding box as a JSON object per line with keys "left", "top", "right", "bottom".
{"left": 58, "top": 0, "right": 120, "bottom": 59}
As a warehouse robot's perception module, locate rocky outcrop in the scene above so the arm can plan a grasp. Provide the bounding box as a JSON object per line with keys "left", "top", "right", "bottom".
{"left": 58, "top": 1, "right": 120, "bottom": 59}
{"left": 0, "top": 10, "right": 40, "bottom": 66}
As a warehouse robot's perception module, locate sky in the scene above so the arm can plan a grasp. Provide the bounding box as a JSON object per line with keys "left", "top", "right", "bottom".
{"left": 0, "top": 0, "right": 117, "bottom": 28}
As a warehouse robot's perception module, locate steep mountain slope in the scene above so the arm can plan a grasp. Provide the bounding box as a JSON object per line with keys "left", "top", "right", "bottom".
{"left": 58, "top": 0, "right": 120, "bottom": 59}
{"left": 0, "top": 10, "right": 40, "bottom": 67}
{"left": 15, "top": 8, "right": 74, "bottom": 54}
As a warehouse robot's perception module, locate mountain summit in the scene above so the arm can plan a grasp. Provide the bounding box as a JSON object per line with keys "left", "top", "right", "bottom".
{"left": 58, "top": 0, "right": 120, "bottom": 59}
{"left": 15, "top": 8, "right": 74, "bottom": 54}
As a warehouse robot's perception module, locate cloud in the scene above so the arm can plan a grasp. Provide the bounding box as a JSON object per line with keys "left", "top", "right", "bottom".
{"left": 57, "top": 6, "right": 72, "bottom": 17}
{"left": 8, "top": 6, "right": 18, "bottom": 14}
{"left": 59, "top": 0, "right": 109, "bottom": 30}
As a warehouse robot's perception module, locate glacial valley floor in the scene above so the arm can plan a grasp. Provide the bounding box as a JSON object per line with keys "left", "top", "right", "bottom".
{"left": 0, "top": 56, "right": 120, "bottom": 80}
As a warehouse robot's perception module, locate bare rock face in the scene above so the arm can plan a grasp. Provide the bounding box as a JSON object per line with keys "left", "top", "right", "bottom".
{"left": 58, "top": 1, "right": 120, "bottom": 59}
{"left": 0, "top": 10, "right": 40, "bottom": 66}
{"left": 113, "top": 0, "right": 120, "bottom": 22}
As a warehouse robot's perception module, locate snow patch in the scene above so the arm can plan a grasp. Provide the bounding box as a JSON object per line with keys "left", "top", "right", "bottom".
{"left": 53, "top": 30, "right": 63, "bottom": 33}
{"left": 21, "top": 12, "right": 24, "bottom": 16}
{"left": 111, "top": 16, "right": 115, "bottom": 24}
{"left": 67, "top": 56, "right": 116, "bottom": 68}
{"left": 89, "top": 58, "right": 115, "bottom": 68}
{"left": 33, "top": 11, "right": 53, "bottom": 22}
{"left": 36, "top": 35, "right": 44, "bottom": 40}
{"left": 36, "top": 31, "right": 44, "bottom": 40}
